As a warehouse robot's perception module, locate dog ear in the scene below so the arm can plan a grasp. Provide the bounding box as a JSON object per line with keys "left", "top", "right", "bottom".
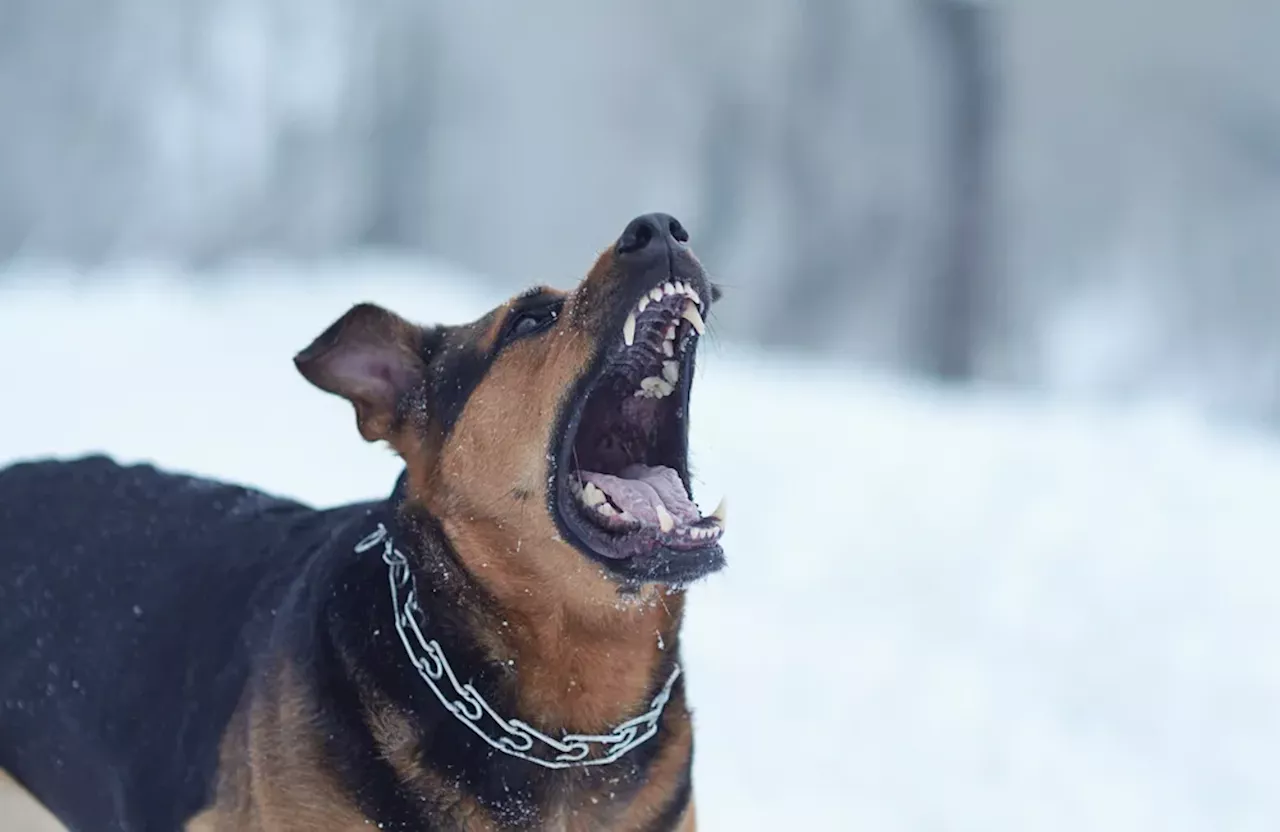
{"left": 294, "top": 303, "right": 427, "bottom": 442}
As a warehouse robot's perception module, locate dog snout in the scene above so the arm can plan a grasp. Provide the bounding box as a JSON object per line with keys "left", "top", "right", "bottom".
{"left": 614, "top": 213, "right": 689, "bottom": 258}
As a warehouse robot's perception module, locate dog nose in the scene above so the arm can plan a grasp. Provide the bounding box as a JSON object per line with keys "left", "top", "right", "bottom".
{"left": 614, "top": 213, "right": 689, "bottom": 257}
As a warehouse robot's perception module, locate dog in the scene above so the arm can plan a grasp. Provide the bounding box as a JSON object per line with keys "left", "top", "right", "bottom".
{"left": 0, "top": 213, "right": 726, "bottom": 831}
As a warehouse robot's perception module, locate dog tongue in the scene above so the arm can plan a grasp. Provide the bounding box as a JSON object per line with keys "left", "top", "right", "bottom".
{"left": 582, "top": 465, "right": 700, "bottom": 528}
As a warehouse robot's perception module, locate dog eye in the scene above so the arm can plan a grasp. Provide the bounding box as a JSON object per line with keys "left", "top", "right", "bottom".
{"left": 502, "top": 302, "right": 561, "bottom": 345}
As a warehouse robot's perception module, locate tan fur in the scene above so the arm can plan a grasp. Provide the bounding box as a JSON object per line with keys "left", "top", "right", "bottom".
{"left": 676, "top": 800, "right": 697, "bottom": 831}
{"left": 0, "top": 770, "right": 65, "bottom": 832}
{"left": 396, "top": 253, "right": 688, "bottom": 734}
{"left": 187, "top": 245, "right": 699, "bottom": 828}
{"left": 577, "top": 707, "right": 696, "bottom": 832}
{"left": 189, "top": 663, "right": 371, "bottom": 832}
{"left": 362, "top": 680, "right": 496, "bottom": 829}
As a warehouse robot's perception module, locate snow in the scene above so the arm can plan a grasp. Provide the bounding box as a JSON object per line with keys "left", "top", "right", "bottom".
{"left": 3, "top": 258, "right": 1279, "bottom": 830}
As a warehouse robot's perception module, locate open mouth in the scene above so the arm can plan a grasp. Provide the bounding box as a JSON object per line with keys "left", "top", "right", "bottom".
{"left": 555, "top": 279, "right": 726, "bottom": 584}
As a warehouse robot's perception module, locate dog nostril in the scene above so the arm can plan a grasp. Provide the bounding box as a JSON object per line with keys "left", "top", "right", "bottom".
{"left": 616, "top": 216, "right": 657, "bottom": 255}
{"left": 668, "top": 218, "right": 689, "bottom": 244}
{"left": 615, "top": 213, "right": 688, "bottom": 256}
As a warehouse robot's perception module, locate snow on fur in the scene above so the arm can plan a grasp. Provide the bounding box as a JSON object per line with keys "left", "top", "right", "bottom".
{"left": 2, "top": 259, "right": 1277, "bottom": 830}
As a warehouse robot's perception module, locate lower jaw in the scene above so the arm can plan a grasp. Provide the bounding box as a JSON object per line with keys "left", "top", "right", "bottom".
{"left": 591, "top": 543, "right": 726, "bottom": 587}
{"left": 556, "top": 496, "right": 726, "bottom": 586}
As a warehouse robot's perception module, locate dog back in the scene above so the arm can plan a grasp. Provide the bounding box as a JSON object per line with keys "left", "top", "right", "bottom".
{"left": 0, "top": 455, "right": 355, "bottom": 830}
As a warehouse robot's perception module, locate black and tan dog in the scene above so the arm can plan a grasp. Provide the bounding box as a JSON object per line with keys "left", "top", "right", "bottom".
{"left": 0, "top": 213, "right": 725, "bottom": 831}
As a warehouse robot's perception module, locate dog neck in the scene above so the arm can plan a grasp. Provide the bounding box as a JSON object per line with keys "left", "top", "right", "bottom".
{"left": 399, "top": 525, "right": 684, "bottom": 734}
{"left": 317, "top": 478, "right": 695, "bottom": 826}
{"left": 379, "top": 470, "right": 688, "bottom": 743}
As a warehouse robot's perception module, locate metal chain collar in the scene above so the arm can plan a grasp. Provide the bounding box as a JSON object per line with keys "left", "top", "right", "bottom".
{"left": 354, "top": 524, "right": 681, "bottom": 770}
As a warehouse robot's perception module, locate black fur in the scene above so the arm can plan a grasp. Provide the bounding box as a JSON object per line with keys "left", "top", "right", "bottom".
{"left": 642, "top": 761, "right": 694, "bottom": 832}
{"left": 0, "top": 456, "right": 340, "bottom": 829}
{"left": 0, "top": 456, "right": 687, "bottom": 830}
{"left": 421, "top": 292, "right": 566, "bottom": 438}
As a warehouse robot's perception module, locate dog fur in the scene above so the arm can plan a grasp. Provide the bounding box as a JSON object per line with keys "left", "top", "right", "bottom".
{"left": 0, "top": 215, "right": 721, "bottom": 830}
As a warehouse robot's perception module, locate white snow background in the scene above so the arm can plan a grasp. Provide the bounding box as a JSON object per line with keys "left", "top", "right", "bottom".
{"left": 1, "top": 259, "right": 1278, "bottom": 830}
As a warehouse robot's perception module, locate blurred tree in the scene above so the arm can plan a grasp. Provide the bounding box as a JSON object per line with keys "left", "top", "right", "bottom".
{"left": 359, "top": 0, "right": 437, "bottom": 250}
{"left": 695, "top": 84, "right": 750, "bottom": 272}
{"left": 762, "top": 0, "right": 861, "bottom": 352}
{"left": 913, "top": 0, "right": 999, "bottom": 382}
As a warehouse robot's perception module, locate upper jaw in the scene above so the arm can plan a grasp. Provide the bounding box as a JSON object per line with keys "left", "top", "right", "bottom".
{"left": 620, "top": 278, "right": 708, "bottom": 354}
{"left": 549, "top": 266, "right": 725, "bottom": 585}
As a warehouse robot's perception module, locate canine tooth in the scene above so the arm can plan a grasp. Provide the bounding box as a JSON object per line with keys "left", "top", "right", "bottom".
{"left": 623, "top": 313, "right": 636, "bottom": 346}
{"left": 662, "top": 361, "right": 679, "bottom": 384}
{"left": 663, "top": 282, "right": 676, "bottom": 295}
{"left": 681, "top": 302, "right": 706, "bottom": 335}
{"left": 688, "top": 287, "right": 702, "bottom": 306}
{"left": 710, "top": 496, "right": 727, "bottom": 525}
{"left": 655, "top": 503, "right": 674, "bottom": 532}
{"left": 638, "top": 297, "right": 650, "bottom": 313}
{"left": 582, "top": 483, "right": 606, "bottom": 507}
{"left": 650, "top": 287, "right": 663, "bottom": 301}
{"left": 662, "top": 340, "right": 674, "bottom": 357}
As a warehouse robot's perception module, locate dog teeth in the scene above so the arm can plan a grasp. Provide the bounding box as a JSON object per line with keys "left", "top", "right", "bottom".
{"left": 597, "top": 503, "right": 617, "bottom": 517}
{"left": 640, "top": 377, "right": 664, "bottom": 395}
{"left": 627, "top": 283, "right": 707, "bottom": 350}
{"left": 635, "top": 282, "right": 704, "bottom": 313}
{"left": 681, "top": 302, "right": 706, "bottom": 335}
{"left": 635, "top": 376, "right": 675, "bottom": 399}
{"left": 662, "top": 340, "right": 674, "bottom": 357}
{"left": 655, "top": 503, "right": 674, "bottom": 532}
{"left": 582, "top": 483, "right": 606, "bottom": 507}
{"left": 662, "top": 361, "right": 679, "bottom": 384}
{"left": 710, "top": 496, "right": 726, "bottom": 526}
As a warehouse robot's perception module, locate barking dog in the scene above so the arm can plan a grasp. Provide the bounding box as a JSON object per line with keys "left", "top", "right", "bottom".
{"left": 0, "top": 213, "right": 725, "bottom": 831}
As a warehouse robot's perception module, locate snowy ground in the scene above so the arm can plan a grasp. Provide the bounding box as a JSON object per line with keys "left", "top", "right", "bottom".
{"left": 2, "top": 258, "right": 1278, "bottom": 831}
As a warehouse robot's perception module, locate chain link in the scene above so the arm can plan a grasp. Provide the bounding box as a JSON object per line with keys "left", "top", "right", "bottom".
{"left": 354, "top": 524, "right": 680, "bottom": 770}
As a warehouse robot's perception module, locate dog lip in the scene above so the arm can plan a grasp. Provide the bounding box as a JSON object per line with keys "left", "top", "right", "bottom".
{"left": 548, "top": 273, "right": 724, "bottom": 581}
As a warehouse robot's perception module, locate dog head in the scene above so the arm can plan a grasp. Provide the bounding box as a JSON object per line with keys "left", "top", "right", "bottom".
{"left": 295, "top": 214, "right": 725, "bottom": 611}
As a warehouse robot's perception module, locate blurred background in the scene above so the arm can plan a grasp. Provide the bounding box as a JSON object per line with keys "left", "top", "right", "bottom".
{"left": 3, "top": 0, "right": 1280, "bottom": 419}
{"left": 3, "top": 1, "right": 1280, "bottom": 829}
